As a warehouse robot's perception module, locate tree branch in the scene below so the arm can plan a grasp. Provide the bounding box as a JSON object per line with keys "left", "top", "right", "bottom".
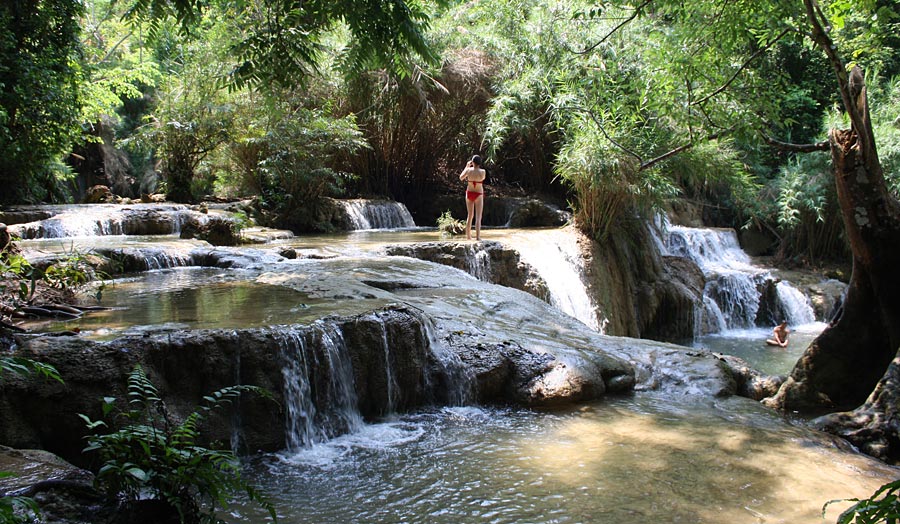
{"left": 764, "top": 136, "right": 829, "bottom": 153}
{"left": 576, "top": 0, "right": 655, "bottom": 55}
{"left": 639, "top": 126, "right": 735, "bottom": 171}
{"left": 583, "top": 108, "right": 644, "bottom": 164}
{"left": 691, "top": 28, "right": 792, "bottom": 107}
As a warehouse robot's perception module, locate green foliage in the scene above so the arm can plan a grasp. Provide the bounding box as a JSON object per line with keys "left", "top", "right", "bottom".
{"left": 825, "top": 478, "right": 900, "bottom": 524}
{"left": 0, "top": 254, "right": 37, "bottom": 306}
{"left": 80, "top": 365, "right": 275, "bottom": 523}
{"left": 132, "top": 36, "right": 233, "bottom": 203}
{"left": 253, "top": 106, "right": 367, "bottom": 232}
{"left": 0, "top": 356, "right": 62, "bottom": 384}
{"left": 436, "top": 210, "right": 465, "bottom": 237}
{"left": 0, "top": 0, "right": 85, "bottom": 204}
{"left": 0, "top": 478, "right": 39, "bottom": 524}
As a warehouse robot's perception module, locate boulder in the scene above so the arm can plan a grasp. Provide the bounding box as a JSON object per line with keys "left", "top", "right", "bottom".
{"left": 179, "top": 215, "right": 241, "bottom": 246}
{"left": 82, "top": 185, "right": 114, "bottom": 204}
{"left": 384, "top": 241, "right": 549, "bottom": 300}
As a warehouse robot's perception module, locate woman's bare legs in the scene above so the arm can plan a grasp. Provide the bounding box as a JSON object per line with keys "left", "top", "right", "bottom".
{"left": 474, "top": 195, "right": 484, "bottom": 240}
{"left": 465, "top": 196, "right": 475, "bottom": 240}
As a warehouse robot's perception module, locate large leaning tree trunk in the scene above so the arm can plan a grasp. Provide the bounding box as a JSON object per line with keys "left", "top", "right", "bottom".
{"left": 765, "top": 2, "right": 900, "bottom": 419}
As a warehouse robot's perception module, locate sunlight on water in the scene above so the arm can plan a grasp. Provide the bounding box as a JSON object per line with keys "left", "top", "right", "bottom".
{"left": 693, "top": 323, "right": 827, "bottom": 375}
{"left": 231, "top": 396, "right": 897, "bottom": 524}
{"left": 35, "top": 268, "right": 386, "bottom": 339}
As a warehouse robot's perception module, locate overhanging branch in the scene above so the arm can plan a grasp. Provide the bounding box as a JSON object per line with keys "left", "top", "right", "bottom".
{"left": 639, "top": 126, "right": 735, "bottom": 171}
{"left": 765, "top": 136, "right": 829, "bottom": 153}
{"left": 691, "top": 28, "right": 792, "bottom": 107}
{"left": 576, "top": 0, "right": 655, "bottom": 55}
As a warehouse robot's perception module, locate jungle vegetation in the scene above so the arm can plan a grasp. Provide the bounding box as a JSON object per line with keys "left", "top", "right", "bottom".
{"left": 1, "top": 0, "right": 898, "bottom": 255}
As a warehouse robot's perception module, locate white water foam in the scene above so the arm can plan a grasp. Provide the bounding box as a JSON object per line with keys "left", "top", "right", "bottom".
{"left": 341, "top": 200, "right": 416, "bottom": 230}
{"left": 502, "top": 229, "right": 602, "bottom": 332}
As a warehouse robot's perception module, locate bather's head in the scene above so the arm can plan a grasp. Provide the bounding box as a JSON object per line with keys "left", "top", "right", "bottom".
{"left": 471, "top": 155, "right": 483, "bottom": 167}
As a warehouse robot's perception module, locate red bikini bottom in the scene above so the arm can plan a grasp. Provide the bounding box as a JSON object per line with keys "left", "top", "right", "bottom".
{"left": 466, "top": 190, "right": 483, "bottom": 202}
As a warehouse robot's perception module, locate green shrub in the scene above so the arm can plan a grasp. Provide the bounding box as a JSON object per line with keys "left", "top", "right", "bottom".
{"left": 437, "top": 210, "right": 465, "bottom": 237}
{"left": 825, "top": 479, "right": 900, "bottom": 524}
{"left": 80, "top": 365, "right": 276, "bottom": 523}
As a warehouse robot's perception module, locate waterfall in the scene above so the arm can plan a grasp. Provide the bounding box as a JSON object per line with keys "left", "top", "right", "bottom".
{"left": 420, "top": 316, "right": 474, "bottom": 406}
{"left": 502, "top": 229, "right": 602, "bottom": 331}
{"left": 775, "top": 281, "right": 816, "bottom": 325}
{"left": 341, "top": 199, "right": 416, "bottom": 230}
{"left": 466, "top": 246, "right": 492, "bottom": 281}
{"left": 664, "top": 224, "right": 818, "bottom": 333}
{"left": 7, "top": 204, "right": 197, "bottom": 239}
{"left": 277, "top": 325, "right": 364, "bottom": 451}
{"left": 377, "top": 321, "right": 399, "bottom": 415}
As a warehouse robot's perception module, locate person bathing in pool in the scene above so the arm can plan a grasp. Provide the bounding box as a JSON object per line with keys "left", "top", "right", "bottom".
{"left": 459, "top": 155, "right": 486, "bottom": 240}
{"left": 766, "top": 320, "right": 790, "bottom": 347}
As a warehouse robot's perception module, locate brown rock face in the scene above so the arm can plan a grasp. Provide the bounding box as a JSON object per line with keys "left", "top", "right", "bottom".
{"left": 0, "top": 305, "right": 634, "bottom": 465}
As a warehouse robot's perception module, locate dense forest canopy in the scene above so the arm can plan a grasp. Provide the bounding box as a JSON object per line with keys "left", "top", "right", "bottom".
{"left": 1, "top": 0, "right": 899, "bottom": 259}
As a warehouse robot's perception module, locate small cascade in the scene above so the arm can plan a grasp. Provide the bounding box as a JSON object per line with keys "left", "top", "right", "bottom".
{"left": 775, "top": 281, "right": 816, "bottom": 325}
{"left": 666, "top": 226, "right": 767, "bottom": 331}
{"left": 341, "top": 199, "right": 416, "bottom": 230}
{"left": 134, "top": 247, "right": 195, "bottom": 270}
{"left": 277, "top": 325, "right": 364, "bottom": 451}
{"left": 7, "top": 204, "right": 198, "bottom": 239}
{"left": 664, "top": 224, "right": 819, "bottom": 334}
{"left": 377, "top": 321, "right": 399, "bottom": 415}
{"left": 420, "top": 315, "right": 474, "bottom": 406}
{"left": 466, "top": 246, "right": 492, "bottom": 281}
{"left": 502, "top": 229, "right": 601, "bottom": 331}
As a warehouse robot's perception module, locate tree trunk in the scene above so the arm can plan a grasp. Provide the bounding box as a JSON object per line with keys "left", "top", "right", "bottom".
{"left": 765, "top": 68, "right": 900, "bottom": 414}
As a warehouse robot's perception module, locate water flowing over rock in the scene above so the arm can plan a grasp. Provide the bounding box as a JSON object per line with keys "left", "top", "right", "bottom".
{"left": 383, "top": 240, "right": 549, "bottom": 300}
{"left": 4, "top": 204, "right": 226, "bottom": 240}
{"left": 338, "top": 199, "right": 416, "bottom": 230}
{"left": 664, "top": 225, "right": 816, "bottom": 334}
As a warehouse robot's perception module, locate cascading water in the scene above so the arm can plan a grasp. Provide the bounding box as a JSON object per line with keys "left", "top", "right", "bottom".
{"left": 376, "top": 320, "right": 399, "bottom": 415}
{"left": 664, "top": 225, "right": 815, "bottom": 333}
{"left": 501, "top": 229, "right": 602, "bottom": 331}
{"left": 465, "top": 246, "right": 492, "bottom": 282}
{"left": 277, "top": 325, "right": 364, "bottom": 451}
{"left": 341, "top": 199, "right": 416, "bottom": 230}
{"left": 775, "top": 281, "right": 816, "bottom": 325}
{"left": 419, "top": 315, "right": 474, "bottom": 406}
{"left": 6, "top": 204, "right": 198, "bottom": 239}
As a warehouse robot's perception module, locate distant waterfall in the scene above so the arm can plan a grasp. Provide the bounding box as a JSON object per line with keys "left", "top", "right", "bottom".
{"left": 502, "top": 229, "right": 602, "bottom": 332}
{"left": 664, "top": 225, "right": 816, "bottom": 333}
{"left": 341, "top": 199, "right": 415, "bottom": 230}
{"left": 7, "top": 204, "right": 196, "bottom": 239}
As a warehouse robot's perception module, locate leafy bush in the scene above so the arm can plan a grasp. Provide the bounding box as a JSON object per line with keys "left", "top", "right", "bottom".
{"left": 80, "top": 365, "right": 275, "bottom": 523}
{"left": 436, "top": 210, "right": 465, "bottom": 237}
{"left": 254, "top": 108, "right": 366, "bottom": 232}
{"left": 825, "top": 479, "right": 900, "bottom": 524}
{"left": 0, "top": 358, "right": 61, "bottom": 524}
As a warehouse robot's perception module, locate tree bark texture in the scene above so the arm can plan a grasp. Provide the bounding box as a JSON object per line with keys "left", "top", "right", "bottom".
{"left": 766, "top": 67, "right": 900, "bottom": 414}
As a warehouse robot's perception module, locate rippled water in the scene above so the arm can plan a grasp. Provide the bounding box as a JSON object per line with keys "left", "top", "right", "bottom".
{"left": 230, "top": 394, "right": 896, "bottom": 524}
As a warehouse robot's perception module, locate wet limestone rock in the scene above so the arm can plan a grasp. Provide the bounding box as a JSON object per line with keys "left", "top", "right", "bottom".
{"left": 82, "top": 185, "right": 114, "bottom": 204}
{"left": 179, "top": 215, "right": 241, "bottom": 246}
{"left": 384, "top": 241, "right": 550, "bottom": 301}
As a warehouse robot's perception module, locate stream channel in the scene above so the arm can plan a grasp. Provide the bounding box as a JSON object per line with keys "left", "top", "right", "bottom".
{"left": 11, "top": 205, "right": 899, "bottom": 524}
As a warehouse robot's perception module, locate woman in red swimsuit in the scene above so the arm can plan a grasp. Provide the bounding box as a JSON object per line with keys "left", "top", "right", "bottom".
{"left": 459, "top": 155, "right": 486, "bottom": 240}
